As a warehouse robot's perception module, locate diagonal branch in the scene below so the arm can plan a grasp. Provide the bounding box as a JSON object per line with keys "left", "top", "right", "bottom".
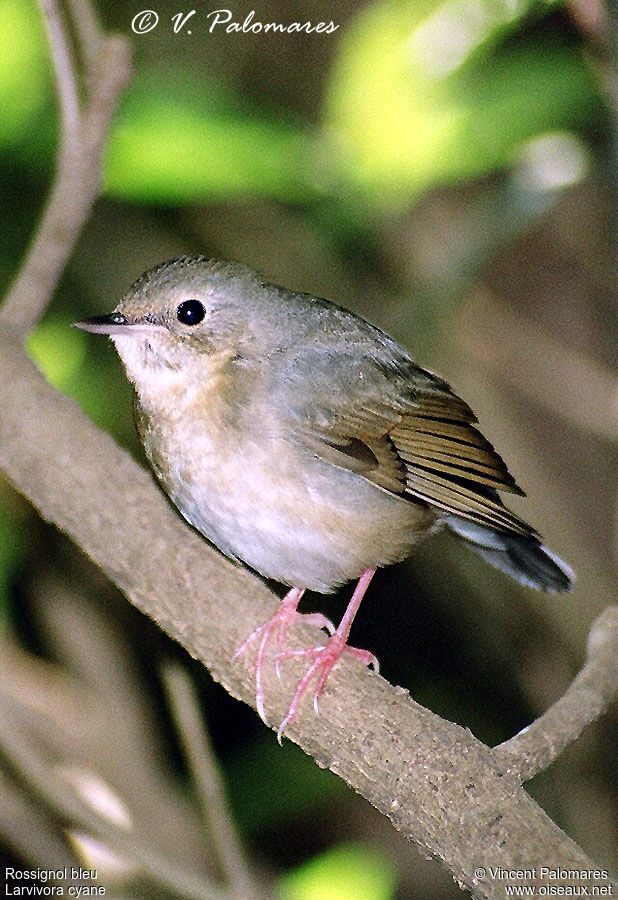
{"left": 0, "top": 332, "right": 615, "bottom": 898}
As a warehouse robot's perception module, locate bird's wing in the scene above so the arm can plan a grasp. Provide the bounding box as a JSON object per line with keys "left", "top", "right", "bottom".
{"left": 286, "top": 349, "right": 534, "bottom": 538}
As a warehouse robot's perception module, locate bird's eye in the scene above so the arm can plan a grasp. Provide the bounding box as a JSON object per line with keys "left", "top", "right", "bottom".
{"left": 176, "top": 299, "right": 205, "bottom": 326}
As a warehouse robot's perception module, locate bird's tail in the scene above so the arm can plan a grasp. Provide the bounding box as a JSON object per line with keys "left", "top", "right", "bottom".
{"left": 445, "top": 517, "right": 574, "bottom": 593}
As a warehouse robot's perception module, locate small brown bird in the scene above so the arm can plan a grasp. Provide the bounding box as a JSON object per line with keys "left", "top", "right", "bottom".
{"left": 75, "top": 257, "right": 574, "bottom": 736}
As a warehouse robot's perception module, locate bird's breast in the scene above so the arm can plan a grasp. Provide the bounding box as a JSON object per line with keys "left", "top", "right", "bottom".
{"left": 136, "top": 378, "right": 436, "bottom": 592}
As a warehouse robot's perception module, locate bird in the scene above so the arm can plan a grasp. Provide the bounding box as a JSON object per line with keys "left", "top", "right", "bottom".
{"left": 74, "top": 256, "right": 574, "bottom": 736}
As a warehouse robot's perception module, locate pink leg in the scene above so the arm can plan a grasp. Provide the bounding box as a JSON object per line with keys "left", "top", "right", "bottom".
{"left": 233, "top": 586, "right": 335, "bottom": 725}
{"left": 276, "top": 567, "right": 379, "bottom": 741}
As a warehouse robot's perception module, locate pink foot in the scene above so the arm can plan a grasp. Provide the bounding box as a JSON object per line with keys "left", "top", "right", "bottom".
{"left": 233, "top": 587, "right": 335, "bottom": 725}
{"left": 276, "top": 633, "right": 378, "bottom": 741}
{"left": 234, "top": 568, "right": 379, "bottom": 740}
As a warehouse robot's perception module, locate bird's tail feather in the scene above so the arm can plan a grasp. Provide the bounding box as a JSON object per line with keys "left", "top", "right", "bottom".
{"left": 445, "top": 516, "right": 574, "bottom": 593}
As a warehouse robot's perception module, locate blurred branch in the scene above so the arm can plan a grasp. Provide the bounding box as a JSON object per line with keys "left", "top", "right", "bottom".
{"left": 161, "top": 663, "right": 268, "bottom": 900}
{"left": 0, "top": 699, "right": 229, "bottom": 900}
{"left": 0, "top": 335, "right": 615, "bottom": 897}
{"left": 0, "top": 0, "right": 131, "bottom": 337}
{"left": 40, "top": 0, "right": 81, "bottom": 142}
{"left": 66, "top": 0, "right": 104, "bottom": 67}
{"left": 493, "top": 605, "right": 618, "bottom": 781}
{"left": 0, "top": 574, "right": 250, "bottom": 893}
{"left": 0, "top": 768, "right": 82, "bottom": 876}
{"left": 455, "top": 289, "right": 618, "bottom": 442}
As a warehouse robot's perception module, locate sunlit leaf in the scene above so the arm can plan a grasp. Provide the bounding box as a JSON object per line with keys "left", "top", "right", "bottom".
{"left": 279, "top": 843, "right": 397, "bottom": 900}
{"left": 27, "top": 317, "right": 87, "bottom": 389}
{"left": 323, "top": 0, "right": 602, "bottom": 207}
{"left": 0, "top": 0, "right": 50, "bottom": 146}
{"left": 104, "top": 74, "right": 315, "bottom": 203}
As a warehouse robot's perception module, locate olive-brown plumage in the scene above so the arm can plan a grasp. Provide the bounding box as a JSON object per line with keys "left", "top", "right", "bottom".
{"left": 75, "top": 256, "right": 573, "bottom": 732}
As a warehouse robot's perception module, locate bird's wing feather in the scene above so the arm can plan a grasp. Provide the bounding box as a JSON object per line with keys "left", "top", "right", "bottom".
{"left": 284, "top": 346, "right": 533, "bottom": 538}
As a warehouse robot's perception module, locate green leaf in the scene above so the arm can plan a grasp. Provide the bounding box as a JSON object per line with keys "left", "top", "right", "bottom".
{"left": 104, "top": 74, "right": 314, "bottom": 204}
{"left": 279, "top": 843, "right": 397, "bottom": 900}
{"left": 0, "top": 0, "right": 50, "bottom": 148}
{"left": 323, "top": 0, "right": 602, "bottom": 207}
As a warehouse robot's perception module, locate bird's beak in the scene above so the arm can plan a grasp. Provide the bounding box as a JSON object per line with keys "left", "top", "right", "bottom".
{"left": 73, "top": 313, "right": 130, "bottom": 335}
{"left": 73, "top": 313, "right": 163, "bottom": 336}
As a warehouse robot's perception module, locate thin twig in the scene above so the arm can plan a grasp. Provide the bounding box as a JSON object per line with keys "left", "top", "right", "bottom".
{"left": 162, "top": 663, "right": 266, "bottom": 900}
{"left": 65, "top": 0, "right": 103, "bottom": 69}
{"left": 493, "top": 605, "right": 618, "bottom": 782}
{"left": 0, "top": 8, "right": 131, "bottom": 336}
{"left": 39, "top": 0, "right": 81, "bottom": 148}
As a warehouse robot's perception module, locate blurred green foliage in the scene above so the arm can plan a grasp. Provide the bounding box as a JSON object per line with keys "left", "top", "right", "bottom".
{"left": 323, "top": 0, "right": 601, "bottom": 206}
{"left": 279, "top": 842, "right": 397, "bottom": 900}
{"left": 27, "top": 316, "right": 86, "bottom": 389}
{"left": 0, "top": 0, "right": 50, "bottom": 148}
{"left": 226, "top": 734, "right": 345, "bottom": 835}
{"left": 105, "top": 73, "right": 315, "bottom": 203}
{"left": 2, "top": 0, "right": 602, "bottom": 209}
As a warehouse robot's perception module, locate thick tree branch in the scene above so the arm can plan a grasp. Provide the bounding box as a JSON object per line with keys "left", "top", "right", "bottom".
{"left": 0, "top": 333, "right": 614, "bottom": 898}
